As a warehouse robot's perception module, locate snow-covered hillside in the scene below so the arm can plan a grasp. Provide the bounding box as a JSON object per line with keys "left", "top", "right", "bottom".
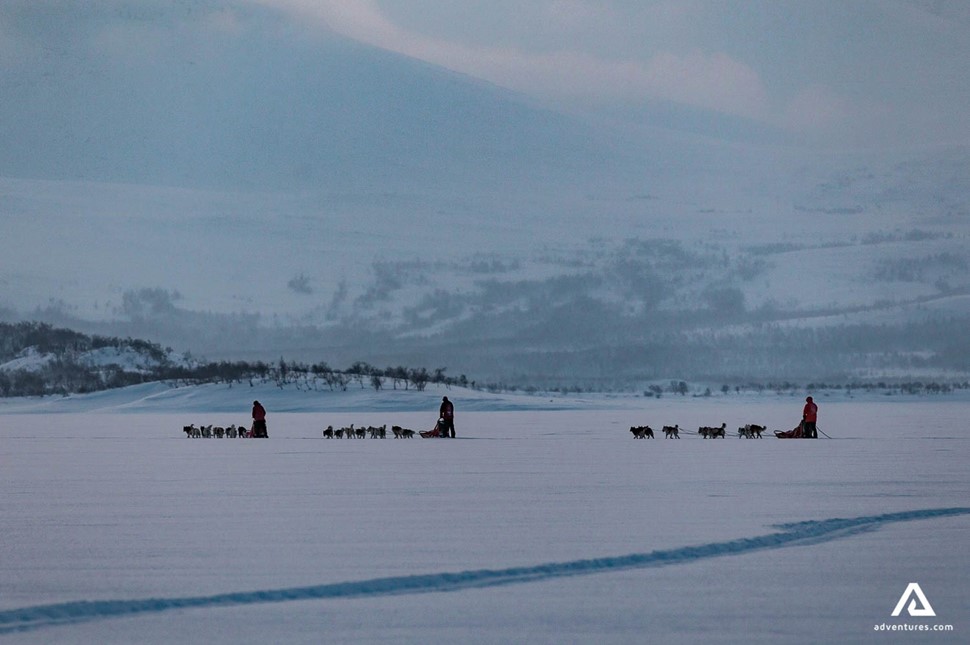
{"left": 3, "top": 144, "right": 969, "bottom": 385}
{"left": 0, "top": 345, "right": 183, "bottom": 376}
{"left": 2, "top": 2, "right": 969, "bottom": 386}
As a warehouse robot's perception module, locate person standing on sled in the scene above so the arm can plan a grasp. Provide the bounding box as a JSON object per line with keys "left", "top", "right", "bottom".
{"left": 802, "top": 396, "right": 818, "bottom": 439}
{"left": 439, "top": 396, "right": 455, "bottom": 438}
{"left": 252, "top": 400, "right": 268, "bottom": 438}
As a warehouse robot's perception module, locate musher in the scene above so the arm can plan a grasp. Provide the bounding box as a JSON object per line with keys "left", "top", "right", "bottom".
{"left": 802, "top": 396, "right": 818, "bottom": 439}
{"left": 439, "top": 396, "right": 455, "bottom": 438}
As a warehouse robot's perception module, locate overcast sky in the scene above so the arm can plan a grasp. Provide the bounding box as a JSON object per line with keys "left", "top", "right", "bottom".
{"left": 247, "top": 0, "right": 970, "bottom": 149}
{"left": 2, "top": 0, "right": 968, "bottom": 150}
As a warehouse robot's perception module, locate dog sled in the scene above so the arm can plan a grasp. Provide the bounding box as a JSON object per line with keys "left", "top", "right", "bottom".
{"left": 775, "top": 423, "right": 807, "bottom": 439}
{"left": 420, "top": 419, "right": 448, "bottom": 438}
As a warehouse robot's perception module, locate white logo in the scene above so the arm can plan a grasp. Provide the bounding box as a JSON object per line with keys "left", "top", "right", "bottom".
{"left": 891, "top": 583, "right": 936, "bottom": 617}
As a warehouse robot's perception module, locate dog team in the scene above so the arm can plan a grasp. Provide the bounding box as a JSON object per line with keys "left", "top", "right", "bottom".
{"left": 182, "top": 421, "right": 764, "bottom": 439}
{"left": 180, "top": 397, "right": 806, "bottom": 441}
{"left": 182, "top": 423, "right": 253, "bottom": 438}
{"left": 321, "top": 424, "right": 418, "bottom": 439}
{"left": 630, "top": 423, "right": 766, "bottom": 439}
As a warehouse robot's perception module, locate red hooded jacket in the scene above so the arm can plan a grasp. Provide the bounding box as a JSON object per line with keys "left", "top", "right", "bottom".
{"left": 803, "top": 399, "right": 818, "bottom": 423}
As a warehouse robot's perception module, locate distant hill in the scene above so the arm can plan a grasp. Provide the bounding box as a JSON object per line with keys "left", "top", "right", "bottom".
{"left": 0, "top": 322, "right": 182, "bottom": 396}
{"left": 0, "top": 321, "right": 466, "bottom": 398}
{"left": 2, "top": 3, "right": 970, "bottom": 389}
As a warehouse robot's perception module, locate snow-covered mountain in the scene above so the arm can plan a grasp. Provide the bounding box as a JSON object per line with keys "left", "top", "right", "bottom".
{"left": 0, "top": 3, "right": 627, "bottom": 194}
{"left": 1, "top": 2, "right": 969, "bottom": 387}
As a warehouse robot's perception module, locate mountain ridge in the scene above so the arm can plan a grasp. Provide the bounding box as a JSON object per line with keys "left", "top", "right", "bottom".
{"left": 0, "top": 5, "right": 639, "bottom": 193}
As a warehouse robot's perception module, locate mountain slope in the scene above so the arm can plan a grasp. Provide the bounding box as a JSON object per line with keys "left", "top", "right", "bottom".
{"left": 0, "top": 2, "right": 624, "bottom": 192}
{"left": 2, "top": 3, "right": 969, "bottom": 386}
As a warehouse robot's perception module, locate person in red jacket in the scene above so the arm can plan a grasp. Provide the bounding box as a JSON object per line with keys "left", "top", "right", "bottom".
{"left": 802, "top": 396, "right": 818, "bottom": 439}
{"left": 252, "top": 400, "right": 268, "bottom": 438}
{"left": 438, "top": 396, "right": 455, "bottom": 438}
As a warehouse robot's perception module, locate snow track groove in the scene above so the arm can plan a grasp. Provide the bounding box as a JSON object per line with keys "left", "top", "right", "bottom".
{"left": 1, "top": 507, "right": 967, "bottom": 635}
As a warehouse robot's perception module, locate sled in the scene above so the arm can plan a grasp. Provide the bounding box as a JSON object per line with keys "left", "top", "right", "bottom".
{"left": 420, "top": 419, "right": 447, "bottom": 438}
{"left": 775, "top": 424, "right": 805, "bottom": 439}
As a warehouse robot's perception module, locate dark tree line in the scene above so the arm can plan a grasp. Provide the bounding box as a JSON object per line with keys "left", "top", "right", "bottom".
{"left": 0, "top": 321, "right": 466, "bottom": 398}
{"left": 2, "top": 321, "right": 967, "bottom": 399}
{"left": 161, "top": 358, "right": 464, "bottom": 393}
{"left": 0, "top": 321, "right": 167, "bottom": 362}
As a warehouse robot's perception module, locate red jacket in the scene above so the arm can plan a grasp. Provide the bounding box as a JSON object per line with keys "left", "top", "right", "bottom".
{"left": 803, "top": 401, "right": 818, "bottom": 423}
{"left": 252, "top": 402, "right": 266, "bottom": 421}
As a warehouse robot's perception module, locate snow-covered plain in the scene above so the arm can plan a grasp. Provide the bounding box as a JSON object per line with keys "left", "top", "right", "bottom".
{"left": 1, "top": 384, "right": 968, "bottom": 644}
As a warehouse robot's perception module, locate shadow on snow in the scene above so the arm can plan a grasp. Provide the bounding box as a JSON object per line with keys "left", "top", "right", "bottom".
{"left": 2, "top": 507, "right": 968, "bottom": 634}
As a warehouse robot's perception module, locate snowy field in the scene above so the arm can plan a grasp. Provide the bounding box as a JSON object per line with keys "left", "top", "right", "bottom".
{"left": 1, "top": 386, "right": 968, "bottom": 644}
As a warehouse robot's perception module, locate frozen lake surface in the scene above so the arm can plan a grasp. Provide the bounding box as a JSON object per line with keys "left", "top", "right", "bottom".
{"left": 1, "top": 387, "right": 968, "bottom": 643}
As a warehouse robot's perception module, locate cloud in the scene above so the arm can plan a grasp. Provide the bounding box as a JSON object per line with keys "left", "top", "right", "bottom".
{"left": 5, "top": 0, "right": 966, "bottom": 148}
{"left": 642, "top": 50, "right": 770, "bottom": 121}
{"left": 250, "top": 0, "right": 771, "bottom": 123}
{"left": 781, "top": 84, "right": 850, "bottom": 133}
{"left": 539, "top": 0, "right": 611, "bottom": 35}
{"left": 249, "top": 0, "right": 405, "bottom": 45}
{"left": 218, "top": 1, "right": 970, "bottom": 147}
